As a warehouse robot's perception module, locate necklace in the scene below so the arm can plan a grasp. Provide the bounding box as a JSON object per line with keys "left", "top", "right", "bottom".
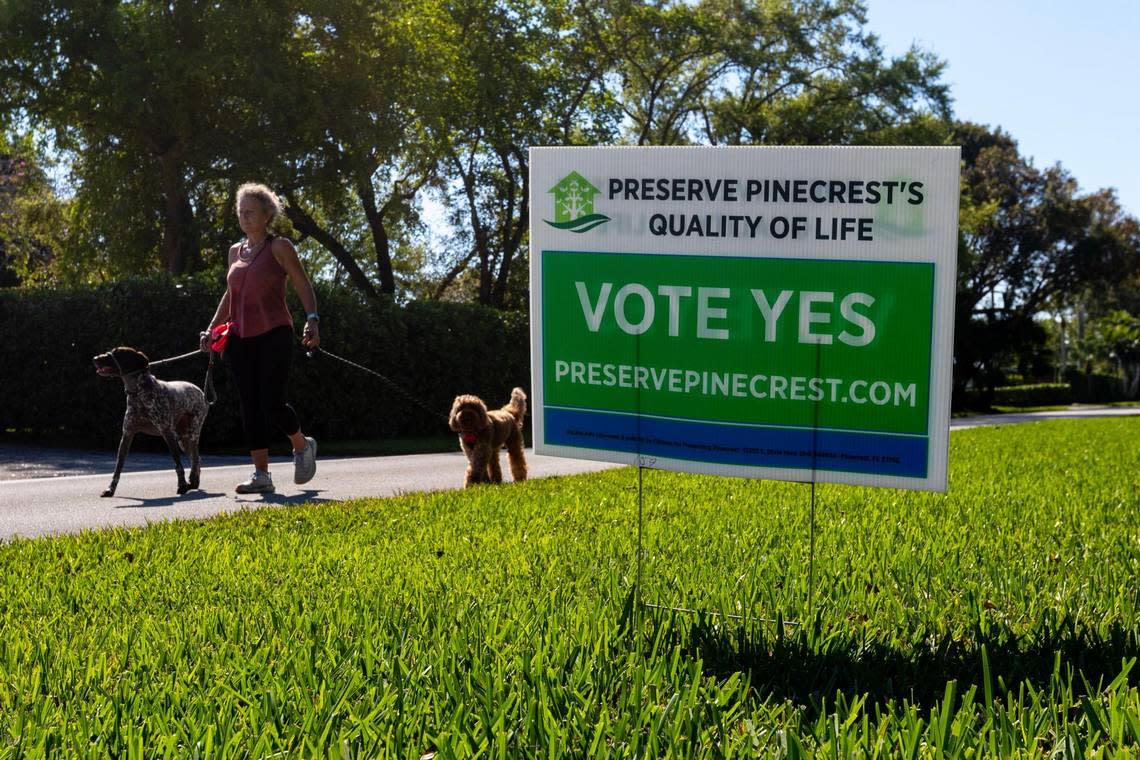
{"left": 238, "top": 237, "right": 267, "bottom": 261}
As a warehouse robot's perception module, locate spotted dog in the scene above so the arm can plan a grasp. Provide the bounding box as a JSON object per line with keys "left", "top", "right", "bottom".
{"left": 93, "top": 347, "right": 209, "bottom": 497}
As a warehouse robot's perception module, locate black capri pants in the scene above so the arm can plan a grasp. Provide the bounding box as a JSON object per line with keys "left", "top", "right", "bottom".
{"left": 224, "top": 325, "right": 301, "bottom": 451}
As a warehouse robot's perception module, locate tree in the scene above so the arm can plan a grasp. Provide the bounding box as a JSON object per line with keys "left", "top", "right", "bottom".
{"left": 0, "top": 127, "right": 68, "bottom": 285}
{"left": 425, "top": 0, "right": 618, "bottom": 308}
{"left": 1, "top": 0, "right": 958, "bottom": 305}
{"left": 0, "top": 0, "right": 288, "bottom": 275}
{"left": 952, "top": 122, "right": 1140, "bottom": 401}
{"left": 1098, "top": 312, "right": 1140, "bottom": 398}
{"left": 705, "top": 2, "right": 950, "bottom": 146}
{"left": 422, "top": 0, "right": 951, "bottom": 307}
{"left": 271, "top": 0, "right": 442, "bottom": 300}
{"left": 581, "top": 0, "right": 721, "bottom": 146}
{"left": 576, "top": 0, "right": 950, "bottom": 147}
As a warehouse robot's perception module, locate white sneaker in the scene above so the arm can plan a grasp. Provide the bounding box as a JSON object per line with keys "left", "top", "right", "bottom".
{"left": 235, "top": 470, "right": 274, "bottom": 494}
{"left": 293, "top": 437, "right": 317, "bottom": 485}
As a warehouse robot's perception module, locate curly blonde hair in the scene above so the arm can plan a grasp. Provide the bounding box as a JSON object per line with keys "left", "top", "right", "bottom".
{"left": 235, "top": 182, "right": 283, "bottom": 222}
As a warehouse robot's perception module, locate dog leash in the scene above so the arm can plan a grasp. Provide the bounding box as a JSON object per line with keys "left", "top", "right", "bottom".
{"left": 147, "top": 348, "right": 218, "bottom": 406}
{"left": 305, "top": 347, "right": 450, "bottom": 424}
{"left": 147, "top": 344, "right": 441, "bottom": 418}
{"left": 202, "top": 353, "right": 217, "bottom": 405}
{"left": 148, "top": 349, "right": 203, "bottom": 367}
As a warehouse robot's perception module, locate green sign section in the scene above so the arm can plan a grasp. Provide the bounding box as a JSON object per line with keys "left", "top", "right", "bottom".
{"left": 543, "top": 251, "right": 934, "bottom": 435}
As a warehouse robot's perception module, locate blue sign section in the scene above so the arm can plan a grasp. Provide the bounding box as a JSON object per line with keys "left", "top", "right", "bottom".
{"left": 546, "top": 407, "right": 928, "bottom": 478}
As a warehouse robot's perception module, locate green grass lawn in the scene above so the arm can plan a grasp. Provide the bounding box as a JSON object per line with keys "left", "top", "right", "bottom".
{"left": 1, "top": 418, "right": 1137, "bottom": 757}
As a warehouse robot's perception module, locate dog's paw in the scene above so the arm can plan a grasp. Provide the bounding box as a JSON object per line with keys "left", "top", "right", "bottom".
{"left": 177, "top": 482, "right": 191, "bottom": 495}
{"left": 188, "top": 476, "right": 200, "bottom": 490}
{"left": 101, "top": 488, "right": 116, "bottom": 497}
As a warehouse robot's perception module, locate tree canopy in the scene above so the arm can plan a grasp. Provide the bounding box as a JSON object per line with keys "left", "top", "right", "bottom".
{"left": 952, "top": 122, "right": 1140, "bottom": 397}
{"left": 1, "top": 0, "right": 1138, "bottom": 397}
{"left": 2, "top": 0, "right": 952, "bottom": 297}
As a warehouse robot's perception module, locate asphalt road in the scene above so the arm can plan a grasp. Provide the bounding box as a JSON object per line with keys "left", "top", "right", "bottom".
{"left": 0, "top": 448, "right": 622, "bottom": 542}
{"left": 1, "top": 406, "right": 1135, "bottom": 541}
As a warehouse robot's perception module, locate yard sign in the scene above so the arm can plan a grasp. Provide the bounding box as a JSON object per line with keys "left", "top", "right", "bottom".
{"left": 529, "top": 147, "right": 960, "bottom": 491}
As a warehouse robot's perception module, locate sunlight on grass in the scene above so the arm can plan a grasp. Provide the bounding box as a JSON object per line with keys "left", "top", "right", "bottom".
{"left": 0, "top": 418, "right": 1137, "bottom": 756}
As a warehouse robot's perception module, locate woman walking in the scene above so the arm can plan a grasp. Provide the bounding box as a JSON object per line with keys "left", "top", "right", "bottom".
{"left": 200, "top": 183, "right": 320, "bottom": 494}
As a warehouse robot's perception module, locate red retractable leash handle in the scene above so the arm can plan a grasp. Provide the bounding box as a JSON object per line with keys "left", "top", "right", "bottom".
{"left": 209, "top": 322, "right": 231, "bottom": 353}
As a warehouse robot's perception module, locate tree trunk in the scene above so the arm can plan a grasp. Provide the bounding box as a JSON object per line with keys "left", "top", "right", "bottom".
{"left": 1125, "top": 364, "right": 1140, "bottom": 399}
{"left": 355, "top": 179, "right": 396, "bottom": 295}
{"left": 283, "top": 196, "right": 381, "bottom": 301}
{"left": 432, "top": 248, "right": 478, "bottom": 300}
{"left": 453, "top": 153, "right": 492, "bottom": 305}
{"left": 490, "top": 145, "right": 528, "bottom": 308}
{"left": 157, "top": 149, "right": 194, "bottom": 275}
{"left": 476, "top": 229, "right": 492, "bottom": 305}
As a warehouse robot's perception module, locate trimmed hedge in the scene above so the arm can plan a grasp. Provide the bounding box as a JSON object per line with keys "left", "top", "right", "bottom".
{"left": 990, "top": 383, "right": 1073, "bottom": 407}
{"left": 1065, "top": 370, "right": 1129, "bottom": 403}
{"left": 0, "top": 277, "right": 529, "bottom": 448}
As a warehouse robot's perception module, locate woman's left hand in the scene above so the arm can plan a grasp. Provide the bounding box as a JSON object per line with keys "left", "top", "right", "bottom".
{"left": 302, "top": 320, "right": 320, "bottom": 349}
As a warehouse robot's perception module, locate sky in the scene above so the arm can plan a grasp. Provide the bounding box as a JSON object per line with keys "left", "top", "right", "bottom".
{"left": 864, "top": 0, "right": 1139, "bottom": 217}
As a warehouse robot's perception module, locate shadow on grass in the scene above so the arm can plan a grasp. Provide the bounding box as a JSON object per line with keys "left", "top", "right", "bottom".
{"left": 647, "top": 607, "right": 1139, "bottom": 711}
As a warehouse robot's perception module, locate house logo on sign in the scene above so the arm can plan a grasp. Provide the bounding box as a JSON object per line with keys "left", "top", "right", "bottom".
{"left": 545, "top": 171, "right": 610, "bottom": 233}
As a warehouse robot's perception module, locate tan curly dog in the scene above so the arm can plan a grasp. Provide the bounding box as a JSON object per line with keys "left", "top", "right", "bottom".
{"left": 448, "top": 387, "right": 528, "bottom": 487}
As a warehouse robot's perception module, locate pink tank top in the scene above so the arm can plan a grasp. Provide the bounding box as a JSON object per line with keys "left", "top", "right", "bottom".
{"left": 226, "top": 237, "right": 294, "bottom": 338}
